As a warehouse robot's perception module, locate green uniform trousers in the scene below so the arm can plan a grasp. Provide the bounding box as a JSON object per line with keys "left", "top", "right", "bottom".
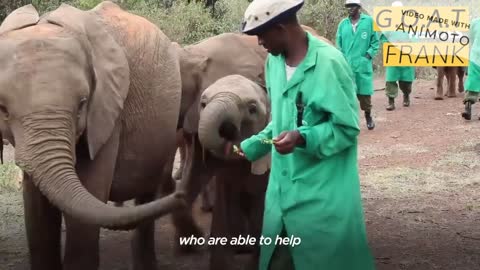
{"left": 464, "top": 91, "right": 480, "bottom": 104}
{"left": 357, "top": 95, "right": 372, "bottom": 112}
{"left": 386, "top": 81, "right": 412, "bottom": 98}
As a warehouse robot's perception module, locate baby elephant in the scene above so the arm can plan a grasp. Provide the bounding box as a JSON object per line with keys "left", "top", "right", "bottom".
{"left": 179, "top": 74, "right": 271, "bottom": 270}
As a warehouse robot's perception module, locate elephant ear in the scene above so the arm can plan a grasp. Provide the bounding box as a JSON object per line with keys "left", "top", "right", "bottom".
{"left": 180, "top": 47, "right": 210, "bottom": 134}
{"left": 253, "top": 70, "right": 266, "bottom": 89}
{"left": 42, "top": 4, "right": 130, "bottom": 160}
{"left": 183, "top": 97, "right": 200, "bottom": 133}
{"left": 0, "top": 4, "right": 40, "bottom": 34}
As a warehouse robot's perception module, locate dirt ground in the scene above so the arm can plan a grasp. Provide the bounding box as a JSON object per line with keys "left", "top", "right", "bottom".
{"left": 1, "top": 77, "right": 480, "bottom": 270}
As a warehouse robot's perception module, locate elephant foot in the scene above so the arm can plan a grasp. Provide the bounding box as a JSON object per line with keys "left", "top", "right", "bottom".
{"left": 434, "top": 96, "right": 444, "bottom": 100}
{"left": 447, "top": 94, "right": 457, "bottom": 98}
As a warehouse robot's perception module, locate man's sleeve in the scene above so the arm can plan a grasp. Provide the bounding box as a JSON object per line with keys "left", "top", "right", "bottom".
{"left": 336, "top": 21, "right": 344, "bottom": 54}
{"left": 240, "top": 121, "right": 273, "bottom": 162}
{"left": 367, "top": 20, "right": 380, "bottom": 58}
{"left": 379, "top": 32, "right": 387, "bottom": 45}
{"left": 239, "top": 56, "right": 273, "bottom": 162}
{"left": 297, "top": 51, "right": 360, "bottom": 159}
{"left": 470, "top": 19, "right": 478, "bottom": 48}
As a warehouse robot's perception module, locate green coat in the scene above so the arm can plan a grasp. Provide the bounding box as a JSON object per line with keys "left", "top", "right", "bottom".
{"left": 379, "top": 31, "right": 416, "bottom": 82}
{"left": 240, "top": 32, "right": 375, "bottom": 270}
{"left": 336, "top": 13, "right": 379, "bottom": 95}
{"left": 466, "top": 18, "right": 480, "bottom": 92}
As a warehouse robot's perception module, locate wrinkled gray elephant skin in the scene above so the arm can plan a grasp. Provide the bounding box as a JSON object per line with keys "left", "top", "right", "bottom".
{"left": 0, "top": 2, "right": 200, "bottom": 270}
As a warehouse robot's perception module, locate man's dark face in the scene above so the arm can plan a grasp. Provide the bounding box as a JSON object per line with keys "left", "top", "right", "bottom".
{"left": 256, "top": 25, "right": 287, "bottom": 56}
{"left": 346, "top": 4, "right": 360, "bottom": 17}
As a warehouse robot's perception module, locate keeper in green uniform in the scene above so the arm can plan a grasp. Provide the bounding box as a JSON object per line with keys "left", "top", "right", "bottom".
{"left": 237, "top": 0, "right": 376, "bottom": 269}
{"left": 336, "top": 0, "right": 379, "bottom": 130}
{"left": 379, "top": 1, "right": 416, "bottom": 111}
{"left": 462, "top": 17, "right": 480, "bottom": 120}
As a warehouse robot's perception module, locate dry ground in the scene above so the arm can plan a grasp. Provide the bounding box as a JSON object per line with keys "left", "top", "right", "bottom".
{"left": 1, "top": 77, "right": 480, "bottom": 270}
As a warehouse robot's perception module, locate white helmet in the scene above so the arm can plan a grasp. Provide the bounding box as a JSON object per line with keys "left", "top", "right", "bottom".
{"left": 345, "top": 0, "right": 361, "bottom": 5}
{"left": 392, "top": 1, "right": 403, "bottom": 7}
{"left": 242, "top": 0, "right": 304, "bottom": 35}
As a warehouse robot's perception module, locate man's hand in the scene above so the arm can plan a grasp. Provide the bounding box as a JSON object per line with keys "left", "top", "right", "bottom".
{"left": 273, "top": 130, "right": 305, "bottom": 155}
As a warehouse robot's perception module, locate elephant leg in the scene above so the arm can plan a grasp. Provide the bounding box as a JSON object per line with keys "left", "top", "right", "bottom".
{"left": 201, "top": 177, "right": 215, "bottom": 212}
{"left": 171, "top": 133, "right": 213, "bottom": 253}
{"left": 63, "top": 217, "right": 101, "bottom": 270}
{"left": 209, "top": 174, "right": 237, "bottom": 270}
{"left": 131, "top": 193, "right": 158, "bottom": 270}
{"left": 244, "top": 175, "right": 268, "bottom": 270}
{"left": 130, "top": 152, "right": 180, "bottom": 270}
{"left": 64, "top": 127, "right": 119, "bottom": 270}
{"left": 435, "top": 67, "right": 445, "bottom": 100}
{"left": 447, "top": 67, "right": 457, "bottom": 97}
{"left": 458, "top": 67, "right": 465, "bottom": 93}
{"left": 22, "top": 173, "right": 62, "bottom": 270}
{"left": 231, "top": 195, "right": 253, "bottom": 255}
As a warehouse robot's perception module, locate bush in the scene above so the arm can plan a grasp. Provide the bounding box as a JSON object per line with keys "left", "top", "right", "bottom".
{"left": 0, "top": 162, "right": 22, "bottom": 193}
{"left": 127, "top": 0, "right": 250, "bottom": 45}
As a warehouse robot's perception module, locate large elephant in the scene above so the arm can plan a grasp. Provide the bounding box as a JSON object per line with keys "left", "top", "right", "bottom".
{"left": 434, "top": 66, "right": 466, "bottom": 99}
{"left": 0, "top": 2, "right": 198, "bottom": 270}
{"left": 178, "top": 74, "right": 271, "bottom": 270}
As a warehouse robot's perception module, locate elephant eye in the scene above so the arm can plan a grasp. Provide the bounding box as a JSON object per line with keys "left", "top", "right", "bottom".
{"left": 78, "top": 98, "right": 87, "bottom": 117}
{"left": 248, "top": 104, "right": 257, "bottom": 114}
{"left": 200, "top": 101, "right": 207, "bottom": 108}
{"left": 0, "top": 105, "right": 9, "bottom": 119}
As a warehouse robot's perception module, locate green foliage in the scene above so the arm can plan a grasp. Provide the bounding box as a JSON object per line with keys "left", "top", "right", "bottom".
{"left": 0, "top": 162, "right": 21, "bottom": 193}
{"left": 131, "top": 1, "right": 222, "bottom": 45}
{"left": 128, "top": 0, "right": 249, "bottom": 45}
{"left": 31, "top": 0, "right": 66, "bottom": 12}
{"left": 299, "top": 0, "right": 347, "bottom": 42}
{"left": 67, "top": 0, "right": 104, "bottom": 10}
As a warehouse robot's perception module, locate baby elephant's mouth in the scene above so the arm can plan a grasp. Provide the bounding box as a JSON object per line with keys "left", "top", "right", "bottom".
{"left": 223, "top": 140, "right": 234, "bottom": 156}
{"left": 218, "top": 121, "right": 242, "bottom": 157}
{"left": 218, "top": 120, "right": 238, "bottom": 141}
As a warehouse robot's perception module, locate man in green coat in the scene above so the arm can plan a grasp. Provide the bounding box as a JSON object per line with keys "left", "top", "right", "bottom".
{"left": 336, "top": 0, "right": 379, "bottom": 130}
{"left": 462, "top": 17, "right": 480, "bottom": 120}
{"left": 378, "top": 1, "right": 416, "bottom": 111}
{"left": 238, "top": 0, "right": 376, "bottom": 269}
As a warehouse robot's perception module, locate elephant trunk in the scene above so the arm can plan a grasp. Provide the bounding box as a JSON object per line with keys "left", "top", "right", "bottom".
{"left": 15, "top": 111, "right": 184, "bottom": 230}
{"left": 198, "top": 95, "right": 241, "bottom": 156}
